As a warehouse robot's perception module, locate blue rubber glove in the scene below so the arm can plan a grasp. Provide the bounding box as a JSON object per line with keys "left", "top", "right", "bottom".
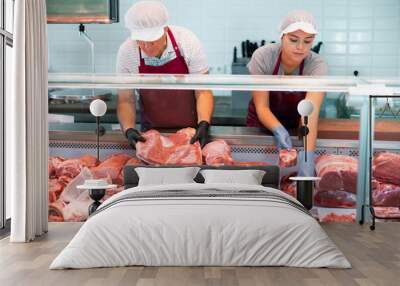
{"left": 272, "top": 125, "right": 293, "bottom": 150}
{"left": 298, "top": 150, "right": 315, "bottom": 177}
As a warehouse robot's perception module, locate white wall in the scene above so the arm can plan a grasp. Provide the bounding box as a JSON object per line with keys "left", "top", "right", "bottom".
{"left": 48, "top": 0, "right": 400, "bottom": 77}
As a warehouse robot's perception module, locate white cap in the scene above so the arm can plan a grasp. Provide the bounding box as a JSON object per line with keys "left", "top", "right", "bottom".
{"left": 279, "top": 10, "right": 318, "bottom": 38}
{"left": 125, "top": 1, "right": 169, "bottom": 41}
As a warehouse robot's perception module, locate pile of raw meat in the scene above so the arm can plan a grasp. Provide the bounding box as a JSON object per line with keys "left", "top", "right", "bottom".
{"left": 372, "top": 152, "right": 400, "bottom": 207}
{"left": 49, "top": 128, "right": 268, "bottom": 222}
{"left": 48, "top": 154, "right": 141, "bottom": 222}
{"left": 280, "top": 152, "right": 400, "bottom": 212}
{"left": 279, "top": 154, "right": 358, "bottom": 208}
{"left": 135, "top": 128, "right": 268, "bottom": 166}
{"left": 314, "top": 155, "right": 358, "bottom": 208}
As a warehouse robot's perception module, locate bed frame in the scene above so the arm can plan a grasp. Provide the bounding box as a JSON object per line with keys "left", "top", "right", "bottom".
{"left": 124, "top": 165, "right": 280, "bottom": 190}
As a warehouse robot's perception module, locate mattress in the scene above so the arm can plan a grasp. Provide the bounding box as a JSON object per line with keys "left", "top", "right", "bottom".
{"left": 50, "top": 183, "right": 351, "bottom": 269}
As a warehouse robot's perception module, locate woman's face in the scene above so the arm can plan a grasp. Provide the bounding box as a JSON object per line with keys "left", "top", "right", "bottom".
{"left": 137, "top": 32, "right": 167, "bottom": 58}
{"left": 281, "top": 30, "right": 315, "bottom": 63}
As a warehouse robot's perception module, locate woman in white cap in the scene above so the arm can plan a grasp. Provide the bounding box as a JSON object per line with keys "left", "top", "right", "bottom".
{"left": 117, "top": 0, "right": 214, "bottom": 148}
{"left": 246, "top": 10, "right": 328, "bottom": 176}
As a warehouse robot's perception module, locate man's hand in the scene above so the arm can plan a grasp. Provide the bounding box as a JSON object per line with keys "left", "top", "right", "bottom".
{"left": 190, "top": 121, "right": 210, "bottom": 148}
{"left": 125, "top": 128, "right": 146, "bottom": 149}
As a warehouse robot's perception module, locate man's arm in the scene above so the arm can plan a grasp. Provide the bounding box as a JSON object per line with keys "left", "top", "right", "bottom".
{"left": 194, "top": 89, "right": 214, "bottom": 123}
{"left": 117, "top": 89, "right": 137, "bottom": 134}
{"left": 303, "top": 91, "right": 325, "bottom": 150}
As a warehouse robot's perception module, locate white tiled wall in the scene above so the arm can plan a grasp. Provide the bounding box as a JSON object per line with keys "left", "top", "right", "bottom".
{"left": 48, "top": 0, "right": 400, "bottom": 77}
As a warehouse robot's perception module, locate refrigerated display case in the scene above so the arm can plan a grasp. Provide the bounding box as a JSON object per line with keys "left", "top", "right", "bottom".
{"left": 47, "top": 74, "right": 400, "bottom": 224}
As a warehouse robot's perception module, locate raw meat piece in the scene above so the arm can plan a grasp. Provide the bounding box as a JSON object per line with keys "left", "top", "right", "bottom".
{"left": 78, "top": 155, "right": 99, "bottom": 168}
{"left": 315, "top": 155, "right": 358, "bottom": 194}
{"left": 55, "top": 159, "right": 82, "bottom": 179}
{"left": 48, "top": 156, "right": 65, "bottom": 178}
{"left": 202, "top": 140, "right": 268, "bottom": 166}
{"left": 373, "top": 152, "right": 400, "bottom": 185}
{"left": 125, "top": 157, "right": 142, "bottom": 166}
{"left": 57, "top": 175, "right": 74, "bottom": 185}
{"left": 169, "top": 128, "right": 195, "bottom": 145}
{"left": 136, "top": 129, "right": 202, "bottom": 165}
{"left": 48, "top": 179, "right": 65, "bottom": 203}
{"left": 373, "top": 207, "right": 400, "bottom": 218}
{"left": 320, "top": 212, "right": 355, "bottom": 223}
{"left": 202, "top": 140, "right": 233, "bottom": 166}
{"left": 165, "top": 144, "right": 203, "bottom": 165}
{"left": 90, "top": 153, "right": 132, "bottom": 185}
{"left": 280, "top": 173, "right": 297, "bottom": 197}
{"left": 54, "top": 155, "right": 98, "bottom": 179}
{"left": 314, "top": 190, "right": 356, "bottom": 208}
{"left": 279, "top": 149, "right": 297, "bottom": 168}
{"left": 372, "top": 179, "right": 400, "bottom": 207}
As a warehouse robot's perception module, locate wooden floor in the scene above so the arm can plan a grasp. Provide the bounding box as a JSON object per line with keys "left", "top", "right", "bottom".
{"left": 0, "top": 222, "right": 399, "bottom": 286}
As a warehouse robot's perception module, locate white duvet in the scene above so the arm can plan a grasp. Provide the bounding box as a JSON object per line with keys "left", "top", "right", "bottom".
{"left": 50, "top": 183, "right": 351, "bottom": 269}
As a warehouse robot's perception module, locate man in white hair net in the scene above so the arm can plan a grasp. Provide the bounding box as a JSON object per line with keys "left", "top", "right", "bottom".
{"left": 246, "top": 10, "right": 328, "bottom": 176}
{"left": 117, "top": 1, "right": 214, "bottom": 148}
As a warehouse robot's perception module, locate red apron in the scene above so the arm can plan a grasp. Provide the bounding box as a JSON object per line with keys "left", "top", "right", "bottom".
{"left": 246, "top": 52, "right": 306, "bottom": 130}
{"left": 138, "top": 27, "right": 197, "bottom": 131}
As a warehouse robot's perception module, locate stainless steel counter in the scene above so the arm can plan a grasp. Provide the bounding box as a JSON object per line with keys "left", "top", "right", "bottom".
{"left": 49, "top": 123, "right": 399, "bottom": 150}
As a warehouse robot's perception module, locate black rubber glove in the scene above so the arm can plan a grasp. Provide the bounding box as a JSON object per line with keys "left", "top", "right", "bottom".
{"left": 190, "top": 121, "right": 210, "bottom": 148}
{"left": 125, "top": 128, "right": 146, "bottom": 149}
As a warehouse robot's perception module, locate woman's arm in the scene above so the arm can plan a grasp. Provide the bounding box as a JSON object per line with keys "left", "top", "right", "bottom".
{"left": 252, "top": 90, "right": 282, "bottom": 131}
{"left": 303, "top": 91, "right": 325, "bottom": 150}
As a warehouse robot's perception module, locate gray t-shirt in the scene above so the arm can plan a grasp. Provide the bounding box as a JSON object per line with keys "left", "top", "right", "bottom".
{"left": 247, "top": 43, "right": 328, "bottom": 76}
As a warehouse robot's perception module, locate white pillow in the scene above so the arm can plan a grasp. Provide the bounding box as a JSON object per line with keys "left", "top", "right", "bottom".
{"left": 200, "top": 169, "right": 266, "bottom": 185}
{"left": 136, "top": 167, "right": 200, "bottom": 186}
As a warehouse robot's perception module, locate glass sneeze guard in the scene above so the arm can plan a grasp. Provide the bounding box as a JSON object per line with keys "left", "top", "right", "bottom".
{"left": 48, "top": 73, "right": 400, "bottom": 94}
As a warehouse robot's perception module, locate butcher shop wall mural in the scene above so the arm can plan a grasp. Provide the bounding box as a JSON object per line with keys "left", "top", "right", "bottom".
{"left": 48, "top": 127, "right": 400, "bottom": 223}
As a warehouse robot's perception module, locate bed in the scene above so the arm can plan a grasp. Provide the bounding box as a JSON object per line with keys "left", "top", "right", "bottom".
{"left": 50, "top": 165, "right": 351, "bottom": 269}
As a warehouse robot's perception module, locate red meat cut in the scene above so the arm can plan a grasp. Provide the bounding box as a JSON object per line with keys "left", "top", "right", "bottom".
{"left": 136, "top": 128, "right": 203, "bottom": 165}
{"left": 373, "top": 152, "right": 400, "bottom": 185}
{"left": 315, "top": 155, "right": 358, "bottom": 194}
{"left": 279, "top": 173, "right": 297, "bottom": 197}
{"left": 55, "top": 159, "right": 81, "bottom": 179}
{"left": 202, "top": 140, "right": 268, "bottom": 166}
{"left": 373, "top": 207, "right": 400, "bottom": 218}
{"left": 314, "top": 190, "right": 356, "bottom": 208}
{"left": 202, "top": 140, "right": 233, "bottom": 166}
{"left": 279, "top": 149, "right": 297, "bottom": 168}
{"left": 372, "top": 179, "right": 400, "bottom": 207}
{"left": 91, "top": 153, "right": 132, "bottom": 185}
{"left": 48, "top": 179, "right": 65, "bottom": 203}
{"left": 125, "top": 157, "right": 142, "bottom": 166}
{"left": 48, "top": 156, "right": 64, "bottom": 178}
{"left": 79, "top": 155, "right": 99, "bottom": 168}
{"left": 54, "top": 155, "right": 98, "bottom": 180}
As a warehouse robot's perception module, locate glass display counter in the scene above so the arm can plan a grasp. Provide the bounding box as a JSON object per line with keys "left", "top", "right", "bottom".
{"left": 47, "top": 73, "right": 400, "bottom": 224}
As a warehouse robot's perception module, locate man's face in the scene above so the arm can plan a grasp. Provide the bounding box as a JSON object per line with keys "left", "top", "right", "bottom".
{"left": 137, "top": 32, "right": 167, "bottom": 58}
{"left": 281, "top": 30, "right": 315, "bottom": 63}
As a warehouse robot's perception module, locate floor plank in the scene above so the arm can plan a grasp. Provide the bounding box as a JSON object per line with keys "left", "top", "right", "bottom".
{"left": 0, "top": 222, "right": 399, "bottom": 286}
